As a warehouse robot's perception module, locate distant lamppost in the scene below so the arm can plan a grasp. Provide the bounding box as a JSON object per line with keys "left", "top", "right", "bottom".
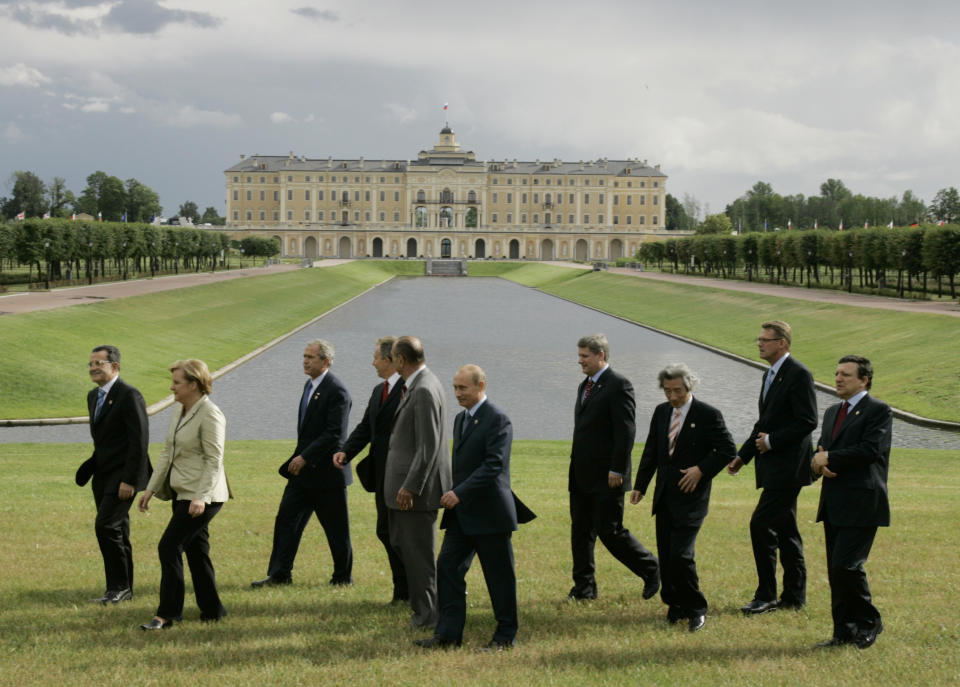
{"left": 121, "top": 241, "right": 128, "bottom": 280}
{"left": 150, "top": 241, "right": 156, "bottom": 277}
{"left": 87, "top": 241, "right": 94, "bottom": 284}
{"left": 43, "top": 240, "right": 51, "bottom": 290}
{"left": 239, "top": 247, "right": 244, "bottom": 268}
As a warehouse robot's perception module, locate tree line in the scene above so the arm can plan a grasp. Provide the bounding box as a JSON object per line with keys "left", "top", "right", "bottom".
{"left": 637, "top": 224, "right": 960, "bottom": 299}
{"left": 1, "top": 170, "right": 224, "bottom": 225}
{"left": 0, "top": 219, "right": 238, "bottom": 286}
{"left": 663, "top": 179, "right": 960, "bottom": 232}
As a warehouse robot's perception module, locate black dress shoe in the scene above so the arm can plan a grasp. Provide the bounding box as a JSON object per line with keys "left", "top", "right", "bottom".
{"left": 479, "top": 639, "right": 515, "bottom": 652}
{"left": 413, "top": 636, "right": 460, "bottom": 649}
{"left": 778, "top": 599, "right": 805, "bottom": 611}
{"left": 688, "top": 615, "right": 706, "bottom": 632}
{"left": 251, "top": 576, "right": 292, "bottom": 588}
{"left": 854, "top": 621, "right": 883, "bottom": 649}
{"left": 140, "top": 617, "right": 174, "bottom": 631}
{"left": 91, "top": 591, "right": 111, "bottom": 604}
{"left": 565, "top": 588, "right": 597, "bottom": 601}
{"left": 815, "top": 637, "right": 849, "bottom": 648}
{"left": 104, "top": 588, "right": 132, "bottom": 604}
{"left": 328, "top": 578, "right": 353, "bottom": 587}
{"left": 741, "top": 598, "right": 778, "bottom": 615}
{"left": 642, "top": 571, "right": 661, "bottom": 600}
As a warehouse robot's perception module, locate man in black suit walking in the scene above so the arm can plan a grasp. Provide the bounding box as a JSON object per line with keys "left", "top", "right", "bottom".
{"left": 76, "top": 345, "right": 150, "bottom": 604}
{"left": 415, "top": 365, "right": 534, "bottom": 651}
{"left": 567, "top": 334, "right": 659, "bottom": 601}
{"left": 631, "top": 364, "right": 736, "bottom": 631}
{"left": 332, "top": 336, "right": 408, "bottom": 603}
{"left": 252, "top": 339, "right": 352, "bottom": 587}
{"left": 727, "top": 320, "right": 818, "bottom": 614}
{"left": 811, "top": 355, "right": 892, "bottom": 650}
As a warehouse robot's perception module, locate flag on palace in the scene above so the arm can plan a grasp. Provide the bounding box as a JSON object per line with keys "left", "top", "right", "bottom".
{"left": 443, "top": 103, "right": 448, "bottom": 111}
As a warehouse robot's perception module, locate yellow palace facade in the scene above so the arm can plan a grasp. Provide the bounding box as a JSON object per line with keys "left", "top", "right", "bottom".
{"left": 224, "top": 127, "right": 673, "bottom": 261}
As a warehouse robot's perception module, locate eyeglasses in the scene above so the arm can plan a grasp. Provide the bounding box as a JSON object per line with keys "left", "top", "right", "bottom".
{"left": 87, "top": 360, "right": 113, "bottom": 368}
{"left": 755, "top": 337, "right": 783, "bottom": 344}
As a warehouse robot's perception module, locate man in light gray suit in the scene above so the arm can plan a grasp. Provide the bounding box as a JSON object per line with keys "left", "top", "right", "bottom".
{"left": 385, "top": 336, "right": 452, "bottom": 629}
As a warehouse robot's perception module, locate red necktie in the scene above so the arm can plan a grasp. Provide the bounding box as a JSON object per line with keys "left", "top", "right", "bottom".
{"left": 831, "top": 401, "right": 849, "bottom": 439}
{"left": 381, "top": 382, "right": 389, "bottom": 404}
{"left": 582, "top": 378, "right": 594, "bottom": 404}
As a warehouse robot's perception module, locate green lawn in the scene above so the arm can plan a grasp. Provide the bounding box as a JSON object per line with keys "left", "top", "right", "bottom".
{"left": 493, "top": 269, "right": 960, "bottom": 423}
{"left": 0, "top": 262, "right": 417, "bottom": 419}
{"left": 0, "top": 440, "right": 956, "bottom": 686}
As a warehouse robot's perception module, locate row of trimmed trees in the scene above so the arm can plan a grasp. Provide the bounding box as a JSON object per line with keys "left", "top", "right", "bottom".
{"left": 0, "top": 219, "right": 232, "bottom": 286}
{"left": 636, "top": 224, "right": 960, "bottom": 299}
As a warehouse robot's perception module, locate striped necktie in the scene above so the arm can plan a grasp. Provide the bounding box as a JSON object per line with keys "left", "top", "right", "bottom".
{"left": 668, "top": 408, "right": 683, "bottom": 457}
{"left": 94, "top": 388, "right": 106, "bottom": 421}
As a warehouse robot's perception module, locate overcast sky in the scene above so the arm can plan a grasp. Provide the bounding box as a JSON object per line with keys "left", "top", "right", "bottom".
{"left": 1, "top": 0, "right": 958, "bottom": 218}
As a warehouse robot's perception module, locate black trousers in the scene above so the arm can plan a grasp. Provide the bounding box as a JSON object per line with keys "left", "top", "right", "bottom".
{"left": 268, "top": 480, "right": 353, "bottom": 584}
{"left": 92, "top": 476, "right": 135, "bottom": 593}
{"left": 824, "top": 521, "right": 881, "bottom": 640}
{"left": 156, "top": 499, "right": 225, "bottom": 621}
{"left": 570, "top": 487, "right": 659, "bottom": 597}
{"left": 435, "top": 514, "right": 517, "bottom": 644}
{"left": 655, "top": 508, "right": 707, "bottom": 618}
{"left": 375, "top": 488, "right": 408, "bottom": 599}
{"left": 749, "top": 487, "right": 806, "bottom": 604}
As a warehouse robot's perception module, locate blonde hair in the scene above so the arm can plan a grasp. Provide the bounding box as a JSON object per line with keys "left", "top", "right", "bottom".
{"left": 169, "top": 359, "right": 213, "bottom": 395}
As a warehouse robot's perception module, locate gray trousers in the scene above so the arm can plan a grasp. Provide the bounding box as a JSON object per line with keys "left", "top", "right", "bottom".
{"left": 389, "top": 508, "right": 438, "bottom": 628}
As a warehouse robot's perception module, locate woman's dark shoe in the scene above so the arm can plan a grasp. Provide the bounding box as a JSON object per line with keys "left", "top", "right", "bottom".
{"left": 140, "top": 617, "right": 173, "bottom": 631}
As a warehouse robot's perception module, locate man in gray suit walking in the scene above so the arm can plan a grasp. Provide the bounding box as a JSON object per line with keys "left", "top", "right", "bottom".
{"left": 385, "top": 336, "right": 452, "bottom": 629}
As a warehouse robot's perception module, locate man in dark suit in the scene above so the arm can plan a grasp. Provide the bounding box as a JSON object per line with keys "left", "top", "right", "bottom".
{"left": 332, "top": 336, "right": 408, "bottom": 603}
{"left": 727, "top": 320, "right": 818, "bottom": 614}
{"left": 384, "top": 336, "right": 451, "bottom": 629}
{"left": 631, "top": 364, "right": 737, "bottom": 632}
{"left": 76, "top": 344, "right": 150, "bottom": 604}
{"left": 567, "top": 334, "right": 659, "bottom": 601}
{"left": 811, "top": 355, "right": 892, "bottom": 650}
{"left": 415, "top": 365, "right": 535, "bottom": 651}
{"left": 252, "top": 339, "right": 352, "bottom": 587}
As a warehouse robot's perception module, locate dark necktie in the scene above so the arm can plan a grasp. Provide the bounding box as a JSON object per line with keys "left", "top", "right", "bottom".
{"left": 831, "top": 401, "right": 850, "bottom": 439}
{"left": 94, "top": 388, "right": 106, "bottom": 421}
{"left": 582, "top": 378, "right": 595, "bottom": 405}
{"left": 299, "top": 379, "right": 313, "bottom": 427}
{"left": 380, "top": 381, "right": 389, "bottom": 405}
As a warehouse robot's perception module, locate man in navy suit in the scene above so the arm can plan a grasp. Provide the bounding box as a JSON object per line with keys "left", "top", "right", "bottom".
{"left": 252, "top": 339, "right": 352, "bottom": 587}
{"left": 811, "top": 355, "right": 892, "bottom": 650}
{"left": 333, "top": 336, "right": 408, "bottom": 603}
{"left": 76, "top": 345, "right": 151, "bottom": 604}
{"left": 631, "top": 364, "right": 737, "bottom": 632}
{"left": 567, "top": 334, "right": 659, "bottom": 601}
{"left": 727, "top": 320, "right": 818, "bottom": 614}
{"left": 415, "top": 365, "right": 534, "bottom": 651}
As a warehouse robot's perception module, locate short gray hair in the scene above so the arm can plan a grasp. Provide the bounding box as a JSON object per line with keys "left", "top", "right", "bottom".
{"left": 657, "top": 363, "right": 699, "bottom": 392}
{"left": 306, "top": 338, "right": 335, "bottom": 363}
{"left": 577, "top": 333, "right": 610, "bottom": 360}
{"left": 376, "top": 336, "right": 397, "bottom": 360}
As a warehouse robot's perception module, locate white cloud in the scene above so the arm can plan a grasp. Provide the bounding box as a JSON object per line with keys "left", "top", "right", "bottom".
{"left": 383, "top": 102, "right": 417, "bottom": 124}
{"left": 270, "top": 111, "right": 293, "bottom": 124}
{"left": 120, "top": 106, "right": 136, "bottom": 114}
{"left": 81, "top": 100, "right": 110, "bottom": 112}
{"left": 155, "top": 105, "right": 242, "bottom": 129}
{"left": 3, "top": 123, "right": 26, "bottom": 142}
{"left": 0, "top": 62, "right": 51, "bottom": 88}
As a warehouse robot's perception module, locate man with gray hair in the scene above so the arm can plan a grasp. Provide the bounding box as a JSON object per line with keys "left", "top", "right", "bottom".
{"left": 631, "top": 364, "right": 736, "bottom": 632}
{"left": 567, "top": 334, "right": 659, "bottom": 601}
{"left": 252, "top": 338, "right": 353, "bottom": 588}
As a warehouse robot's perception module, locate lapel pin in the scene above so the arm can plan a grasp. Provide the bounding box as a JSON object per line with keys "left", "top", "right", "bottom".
{"left": 473, "top": 419, "right": 478, "bottom": 425}
{"left": 690, "top": 423, "right": 696, "bottom": 428}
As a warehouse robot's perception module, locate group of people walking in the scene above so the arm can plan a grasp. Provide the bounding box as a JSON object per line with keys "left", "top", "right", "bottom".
{"left": 77, "top": 319, "right": 891, "bottom": 652}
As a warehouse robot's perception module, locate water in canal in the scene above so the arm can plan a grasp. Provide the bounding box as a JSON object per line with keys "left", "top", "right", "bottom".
{"left": 3, "top": 277, "right": 957, "bottom": 450}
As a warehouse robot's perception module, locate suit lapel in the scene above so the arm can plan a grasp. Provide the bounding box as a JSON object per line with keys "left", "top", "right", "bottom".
{"left": 175, "top": 396, "right": 205, "bottom": 434}
{"left": 93, "top": 381, "right": 121, "bottom": 425}
{"left": 831, "top": 396, "right": 869, "bottom": 443}
{"left": 457, "top": 403, "right": 484, "bottom": 449}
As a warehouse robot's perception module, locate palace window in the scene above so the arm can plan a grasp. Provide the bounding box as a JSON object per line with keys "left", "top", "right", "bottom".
{"left": 492, "top": 213, "right": 498, "bottom": 223}
{"left": 365, "top": 191, "right": 371, "bottom": 202}
{"left": 507, "top": 193, "right": 513, "bottom": 203}
{"left": 318, "top": 191, "right": 324, "bottom": 200}
{"left": 233, "top": 190, "right": 238, "bottom": 201}
{"left": 380, "top": 212, "right": 385, "bottom": 221}
{"left": 287, "top": 190, "right": 293, "bottom": 201}
{"left": 522, "top": 193, "right": 527, "bottom": 204}
{"left": 652, "top": 215, "right": 659, "bottom": 224}
{"left": 246, "top": 211, "right": 251, "bottom": 220}
{"left": 274, "top": 211, "right": 279, "bottom": 220}
{"left": 233, "top": 210, "right": 238, "bottom": 220}
{"left": 394, "top": 212, "right": 400, "bottom": 221}
{"left": 305, "top": 176, "right": 310, "bottom": 182}
{"left": 318, "top": 211, "right": 324, "bottom": 220}
{"left": 394, "top": 191, "right": 400, "bottom": 201}
{"left": 640, "top": 196, "right": 646, "bottom": 205}
{"left": 653, "top": 196, "right": 659, "bottom": 205}
{"left": 506, "top": 213, "right": 513, "bottom": 223}
{"left": 569, "top": 214, "right": 575, "bottom": 223}
{"left": 627, "top": 196, "right": 632, "bottom": 205}
{"left": 640, "top": 216, "right": 645, "bottom": 224}
{"left": 305, "top": 211, "right": 310, "bottom": 220}
{"left": 274, "top": 191, "right": 279, "bottom": 201}
{"left": 598, "top": 214, "right": 604, "bottom": 223}
{"left": 305, "top": 190, "right": 310, "bottom": 200}
{"left": 583, "top": 214, "right": 590, "bottom": 223}
{"left": 493, "top": 192, "right": 498, "bottom": 203}
{"left": 626, "top": 216, "right": 632, "bottom": 224}
{"left": 259, "top": 211, "right": 265, "bottom": 220}
{"left": 599, "top": 193, "right": 604, "bottom": 203}
{"left": 365, "top": 212, "right": 371, "bottom": 221}
{"left": 287, "top": 210, "right": 293, "bottom": 220}
{"left": 584, "top": 193, "right": 590, "bottom": 204}
{"left": 379, "top": 191, "right": 385, "bottom": 201}
{"left": 287, "top": 175, "right": 293, "bottom": 182}
{"left": 246, "top": 190, "right": 251, "bottom": 201}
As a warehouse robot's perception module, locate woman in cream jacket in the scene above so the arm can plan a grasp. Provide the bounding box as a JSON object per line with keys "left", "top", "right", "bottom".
{"left": 138, "top": 359, "right": 231, "bottom": 630}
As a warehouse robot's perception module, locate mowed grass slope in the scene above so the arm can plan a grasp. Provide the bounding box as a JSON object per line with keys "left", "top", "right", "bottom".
{"left": 0, "top": 440, "right": 956, "bottom": 686}
{"left": 494, "top": 269, "right": 960, "bottom": 423}
{"left": 0, "top": 262, "right": 416, "bottom": 419}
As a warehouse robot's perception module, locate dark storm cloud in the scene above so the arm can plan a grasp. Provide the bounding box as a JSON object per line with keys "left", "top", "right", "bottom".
{"left": 291, "top": 7, "right": 339, "bottom": 22}
{"left": 1, "top": 0, "right": 220, "bottom": 36}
